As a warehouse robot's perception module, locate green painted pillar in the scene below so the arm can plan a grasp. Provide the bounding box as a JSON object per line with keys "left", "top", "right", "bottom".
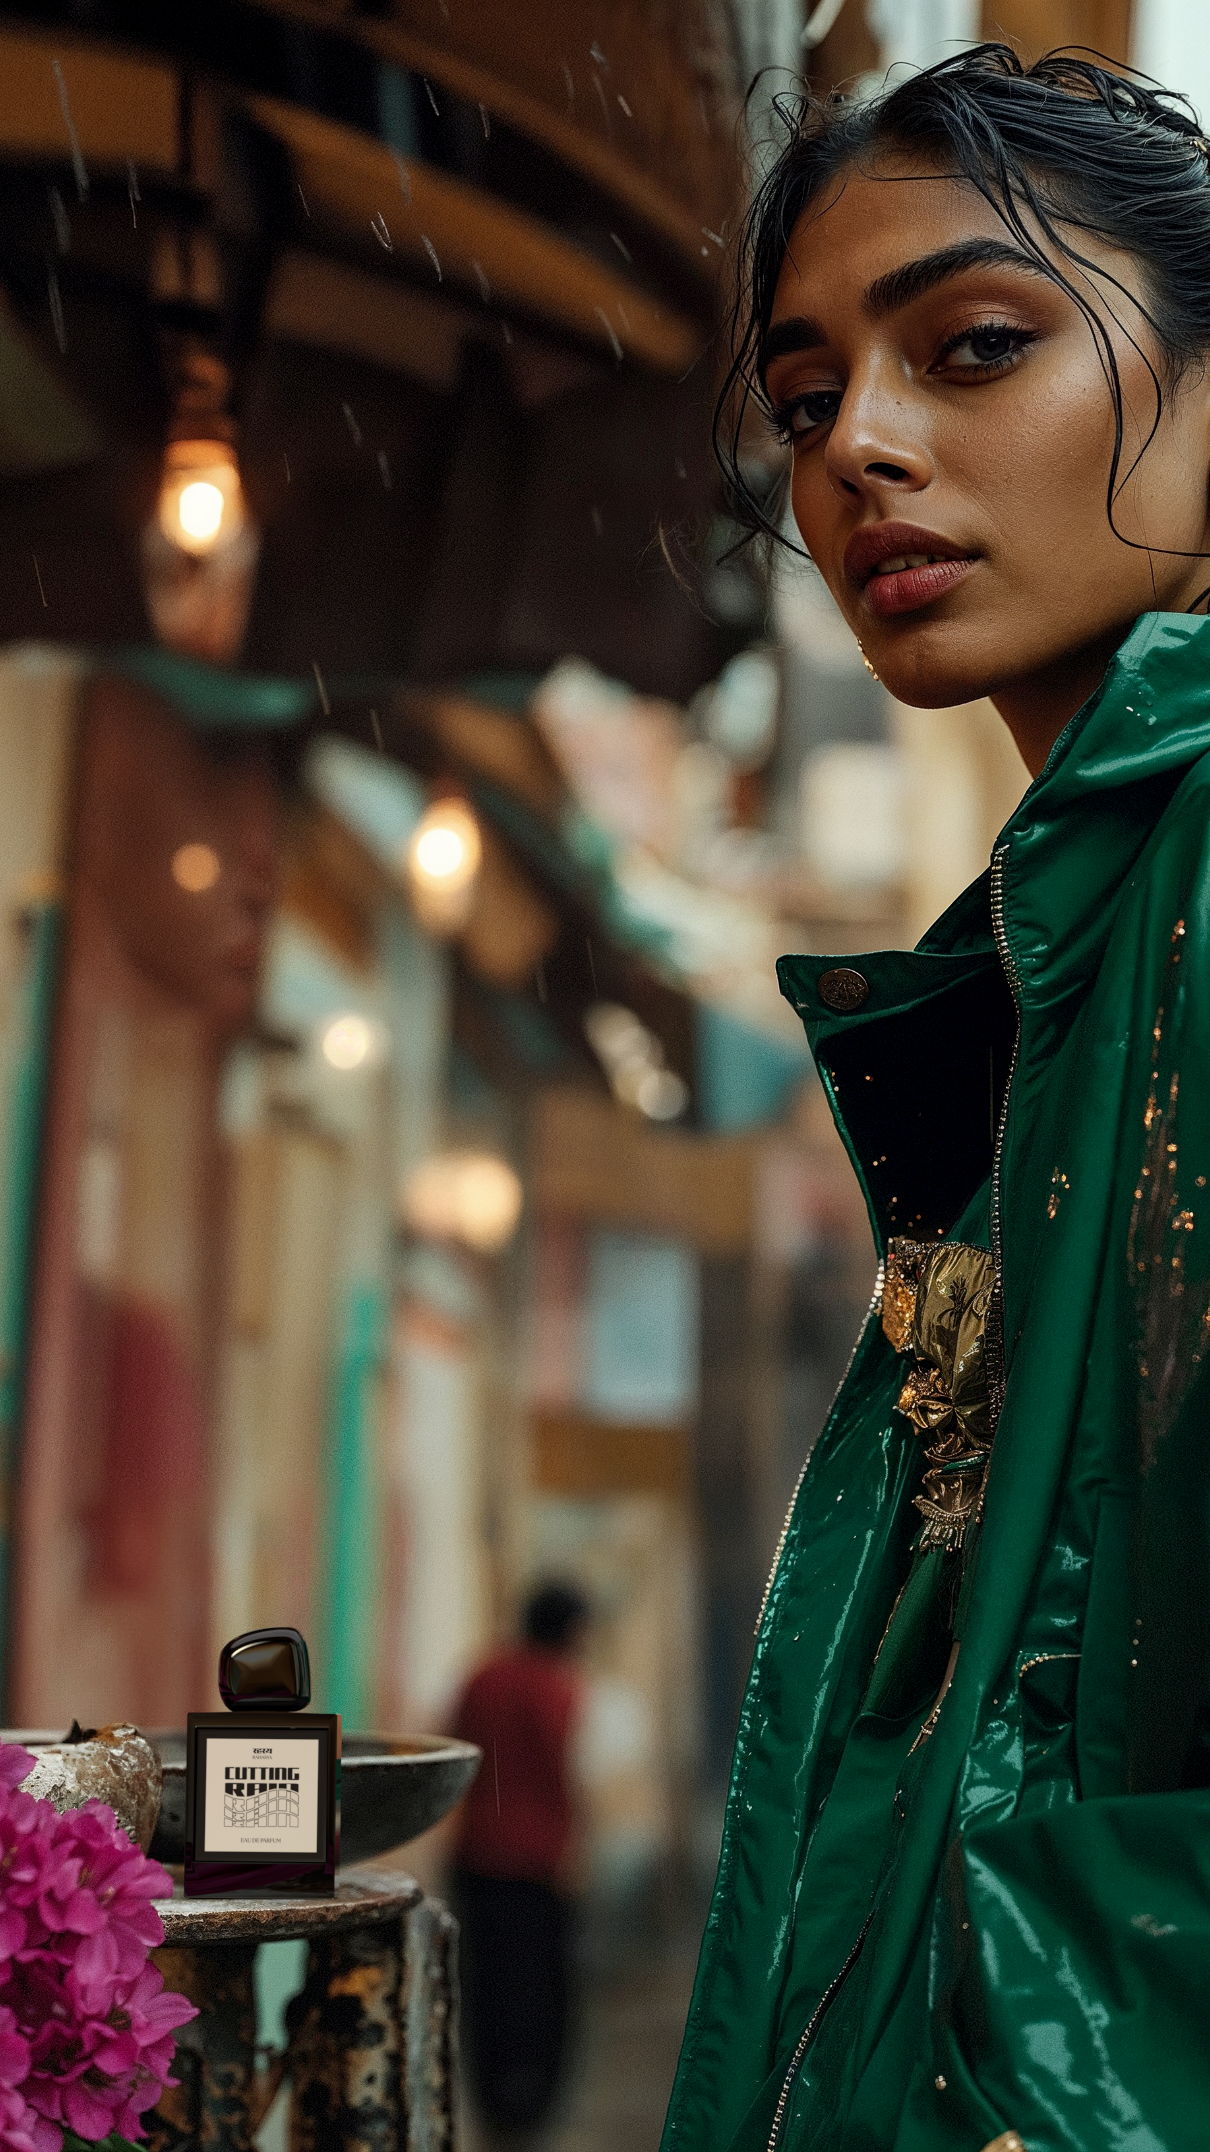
{"left": 322, "top": 1282, "right": 387, "bottom": 1729}
{"left": 0, "top": 897, "right": 62, "bottom": 1708}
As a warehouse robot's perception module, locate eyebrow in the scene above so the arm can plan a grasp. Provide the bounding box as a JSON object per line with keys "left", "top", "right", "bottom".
{"left": 865, "top": 237, "right": 1048, "bottom": 317}
{"left": 759, "top": 238, "right": 1048, "bottom": 384}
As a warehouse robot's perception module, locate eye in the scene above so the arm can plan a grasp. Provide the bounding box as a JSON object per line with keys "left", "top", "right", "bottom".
{"left": 933, "top": 320, "right": 1037, "bottom": 375}
{"left": 772, "top": 387, "right": 843, "bottom": 444}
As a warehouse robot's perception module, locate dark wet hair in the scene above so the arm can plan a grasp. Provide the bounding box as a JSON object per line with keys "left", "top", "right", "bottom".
{"left": 720, "top": 44, "right": 1210, "bottom": 588}
{"left": 522, "top": 1580, "right": 589, "bottom": 1650}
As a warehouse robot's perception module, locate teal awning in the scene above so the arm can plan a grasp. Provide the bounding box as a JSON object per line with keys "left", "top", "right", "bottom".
{"left": 108, "top": 644, "right": 317, "bottom": 729}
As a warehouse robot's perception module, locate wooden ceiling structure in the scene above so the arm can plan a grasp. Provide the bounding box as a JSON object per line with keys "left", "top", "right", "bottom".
{"left": 0, "top": 0, "right": 1143, "bottom": 687}
{"left": 0, "top": 1, "right": 749, "bottom": 697}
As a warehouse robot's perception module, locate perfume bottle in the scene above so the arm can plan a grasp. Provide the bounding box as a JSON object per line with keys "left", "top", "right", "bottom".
{"left": 185, "top": 1627, "right": 340, "bottom": 1896}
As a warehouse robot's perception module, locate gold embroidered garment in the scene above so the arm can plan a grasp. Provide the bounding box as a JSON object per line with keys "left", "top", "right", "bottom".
{"left": 882, "top": 1239, "right": 995, "bottom": 1551}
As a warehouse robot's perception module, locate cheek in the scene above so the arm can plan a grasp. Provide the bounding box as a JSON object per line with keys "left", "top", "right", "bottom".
{"left": 787, "top": 456, "right": 845, "bottom": 584}
{"left": 786, "top": 460, "right": 871, "bottom": 631}
{"left": 977, "top": 360, "right": 1120, "bottom": 518}
{"left": 788, "top": 453, "right": 824, "bottom": 538}
{"left": 1117, "top": 400, "right": 1210, "bottom": 542}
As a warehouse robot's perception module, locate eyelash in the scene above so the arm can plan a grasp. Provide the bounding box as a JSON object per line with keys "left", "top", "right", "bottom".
{"left": 932, "top": 317, "right": 1039, "bottom": 373}
{"left": 770, "top": 317, "right": 1039, "bottom": 446}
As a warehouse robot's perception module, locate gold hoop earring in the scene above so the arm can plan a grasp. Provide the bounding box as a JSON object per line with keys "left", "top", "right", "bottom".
{"left": 857, "top": 641, "right": 880, "bottom": 681}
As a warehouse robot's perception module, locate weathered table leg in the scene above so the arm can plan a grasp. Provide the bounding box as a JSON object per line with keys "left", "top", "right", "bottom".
{"left": 147, "top": 1943, "right": 258, "bottom": 2152}
{"left": 144, "top": 1877, "right": 457, "bottom": 2149}
{"left": 287, "top": 1920, "right": 403, "bottom": 2150}
{"left": 401, "top": 1901, "right": 460, "bottom": 2152}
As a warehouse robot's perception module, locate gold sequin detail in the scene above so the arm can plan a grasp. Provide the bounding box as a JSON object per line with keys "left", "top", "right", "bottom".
{"left": 1128, "top": 919, "right": 1210, "bottom": 1470}
{"left": 883, "top": 1239, "right": 995, "bottom": 1551}
{"left": 880, "top": 1238, "right": 933, "bottom": 1352}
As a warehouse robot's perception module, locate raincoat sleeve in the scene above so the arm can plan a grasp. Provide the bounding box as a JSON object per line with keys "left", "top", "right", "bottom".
{"left": 901, "top": 789, "right": 1210, "bottom": 2152}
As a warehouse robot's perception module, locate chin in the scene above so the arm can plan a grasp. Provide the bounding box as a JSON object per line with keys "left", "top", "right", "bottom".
{"left": 872, "top": 655, "right": 996, "bottom": 710}
{"left": 865, "top": 620, "right": 1003, "bottom": 710}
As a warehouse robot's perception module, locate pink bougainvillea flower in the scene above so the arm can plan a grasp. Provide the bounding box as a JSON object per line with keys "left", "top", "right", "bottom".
{"left": 0, "top": 1757, "right": 53, "bottom": 1974}
{"left": 0, "top": 1750, "right": 196, "bottom": 2150}
{"left": 0, "top": 2004, "right": 37, "bottom": 2152}
{"left": 0, "top": 2091, "right": 40, "bottom": 2152}
{"left": 0, "top": 2008, "right": 31, "bottom": 2091}
{"left": 0, "top": 1755, "right": 33, "bottom": 1799}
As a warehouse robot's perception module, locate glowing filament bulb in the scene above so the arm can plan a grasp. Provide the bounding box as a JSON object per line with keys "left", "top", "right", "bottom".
{"left": 410, "top": 803, "right": 481, "bottom": 890}
{"left": 406, "top": 800, "right": 482, "bottom": 931}
{"left": 321, "top": 1014, "right": 376, "bottom": 1070}
{"left": 156, "top": 439, "right": 245, "bottom": 556}
{"left": 177, "top": 480, "right": 225, "bottom": 545}
{"left": 417, "top": 826, "right": 465, "bottom": 879}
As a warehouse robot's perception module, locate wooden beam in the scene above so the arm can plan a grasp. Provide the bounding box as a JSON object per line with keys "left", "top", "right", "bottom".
{"left": 0, "top": 290, "right": 102, "bottom": 474}
{"left": 531, "top": 1411, "right": 689, "bottom": 1496}
{"left": 0, "top": 24, "right": 178, "bottom": 173}
{"left": 402, "top": 690, "right": 566, "bottom": 822}
{"left": 247, "top": 92, "right": 703, "bottom": 374}
{"left": 264, "top": 251, "right": 474, "bottom": 392}
{"left": 242, "top": 0, "right": 737, "bottom": 268}
{"left": 532, "top": 1086, "right": 756, "bottom": 1254}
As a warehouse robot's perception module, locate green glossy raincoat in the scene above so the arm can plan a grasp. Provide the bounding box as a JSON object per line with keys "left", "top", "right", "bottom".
{"left": 662, "top": 611, "right": 1210, "bottom": 2152}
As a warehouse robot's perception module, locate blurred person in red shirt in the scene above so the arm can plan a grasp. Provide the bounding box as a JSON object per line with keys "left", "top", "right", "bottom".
{"left": 452, "top": 1580, "right": 589, "bottom": 2140}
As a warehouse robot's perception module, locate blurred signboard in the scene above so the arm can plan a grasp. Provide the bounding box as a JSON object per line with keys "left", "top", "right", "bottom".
{"left": 532, "top": 1086, "right": 756, "bottom": 1255}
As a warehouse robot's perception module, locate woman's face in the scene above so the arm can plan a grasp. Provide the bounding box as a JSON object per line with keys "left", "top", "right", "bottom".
{"left": 763, "top": 155, "right": 1210, "bottom": 764}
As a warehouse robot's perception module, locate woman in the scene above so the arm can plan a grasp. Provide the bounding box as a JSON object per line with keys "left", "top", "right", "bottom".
{"left": 663, "top": 46, "right": 1210, "bottom": 2152}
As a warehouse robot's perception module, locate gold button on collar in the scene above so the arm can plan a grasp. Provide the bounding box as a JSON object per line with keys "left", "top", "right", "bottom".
{"left": 818, "top": 966, "right": 870, "bottom": 1013}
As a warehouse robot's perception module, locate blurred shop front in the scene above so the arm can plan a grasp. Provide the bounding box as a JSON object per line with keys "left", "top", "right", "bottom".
{"left": 0, "top": 0, "right": 743, "bottom": 1754}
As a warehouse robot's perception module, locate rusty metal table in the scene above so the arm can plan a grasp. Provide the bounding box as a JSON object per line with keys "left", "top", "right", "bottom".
{"left": 147, "top": 1866, "right": 458, "bottom": 2151}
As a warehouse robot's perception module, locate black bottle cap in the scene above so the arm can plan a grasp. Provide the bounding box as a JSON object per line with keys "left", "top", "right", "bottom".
{"left": 218, "top": 1627, "right": 311, "bottom": 1712}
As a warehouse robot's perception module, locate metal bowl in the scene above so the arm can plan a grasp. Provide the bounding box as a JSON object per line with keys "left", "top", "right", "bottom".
{"left": 2, "top": 1728, "right": 480, "bottom": 1868}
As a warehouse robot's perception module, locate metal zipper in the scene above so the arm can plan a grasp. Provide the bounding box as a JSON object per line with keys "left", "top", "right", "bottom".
{"left": 754, "top": 1261, "right": 886, "bottom": 1633}
{"left": 761, "top": 860, "right": 1024, "bottom": 2152}
{"left": 766, "top": 1912, "right": 874, "bottom": 2152}
{"left": 752, "top": 1273, "right": 885, "bottom": 2137}
{"left": 987, "top": 842, "right": 1023, "bottom": 1430}
{"left": 761, "top": 841, "right": 1022, "bottom": 1628}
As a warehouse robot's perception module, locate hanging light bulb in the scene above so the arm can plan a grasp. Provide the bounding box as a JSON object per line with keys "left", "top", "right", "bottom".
{"left": 408, "top": 799, "right": 481, "bottom": 892}
{"left": 143, "top": 429, "right": 259, "bottom": 661}
{"left": 406, "top": 797, "right": 482, "bottom": 932}
{"left": 143, "top": 289, "right": 260, "bottom": 659}
{"left": 401, "top": 1149, "right": 523, "bottom": 1254}
{"left": 157, "top": 438, "right": 246, "bottom": 556}
{"left": 320, "top": 1012, "right": 387, "bottom": 1071}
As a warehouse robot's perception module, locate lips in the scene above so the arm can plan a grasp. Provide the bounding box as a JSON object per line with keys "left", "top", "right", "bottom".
{"left": 844, "top": 522, "right": 976, "bottom": 619}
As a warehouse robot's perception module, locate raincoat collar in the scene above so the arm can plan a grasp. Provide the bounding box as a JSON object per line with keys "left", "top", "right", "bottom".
{"left": 778, "top": 611, "right": 1210, "bottom": 1254}
{"left": 782, "top": 609, "right": 1210, "bottom": 1036}
{"left": 978, "top": 608, "right": 1210, "bottom": 1016}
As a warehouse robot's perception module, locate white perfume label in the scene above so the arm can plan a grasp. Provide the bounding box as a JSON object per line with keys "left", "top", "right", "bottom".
{"left": 202, "top": 1733, "right": 322, "bottom": 1857}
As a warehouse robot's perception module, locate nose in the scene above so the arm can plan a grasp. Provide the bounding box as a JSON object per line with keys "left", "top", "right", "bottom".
{"left": 823, "top": 363, "right": 933, "bottom": 505}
